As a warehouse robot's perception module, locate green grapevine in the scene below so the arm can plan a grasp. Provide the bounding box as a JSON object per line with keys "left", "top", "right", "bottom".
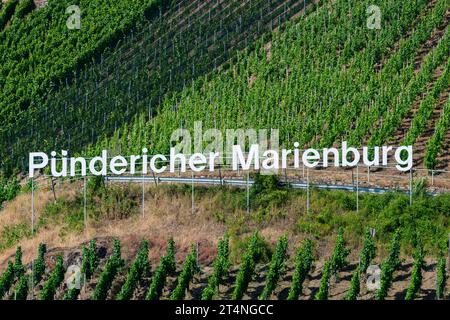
{"left": 375, "top": 230, "right": 401, "bottom": 300}
{"left": 360, "top": 228, "right": 376, "bottom": 274}
{"left": 14, "top": 274, "right": 29, "bottom": 300}
{"left": 232, "top": 232, "right": 260, "bottom": 300}
{"left": 330, "top": 227, "right": 350, "bottom": 275}
{"left": 170, "top": 245, "right": 199, "bottom": 300}
{"left": 33, "top": 243, "right": 46, "bottom": 285}
{"left": 63, "top": 288, "right": 80, "bottom": 300}
{"left": 13, "top": 0, "right": 35, "bottom": 21}
{"left": 14, "top": 246, "right": 25, "bottom": 279}
{"left": 0, "top": 261, "right": 15, "bottom": 299}
{"left": 259, "top": 236, "right": 288, "bottom": 300}
{"left": 345, "top": 267, "right": 360, "bottom": 300}
{"left": 145, "top": 238, "right": 177, "bottom": 300}
{"left": 0, "top": 0, "right": 18, "bottom": 31}
{"left": 435, "top": 252, "right": 447, "bottom": 300}
{"left": 287, "top": 239, "right": 314, "bottom": 300}
{"left": 405, "top": 244, "right": 424, "bottom": 300}
{"left": 117, "top": 240, "right": 150, "bottom": 300}
{"left": 92, "top": 239, "right": 124, "bottom": 300}
{"left": 81, "top": 240, "right": 99, "bottom": 280}
{"left": 315, "top": 260, "right": 331, "bottom": 300}
{"left": 40, "top": 255, "right": 65, "bottom": 300}
{"left": 202, "top": 235, "right": 230, "bottom": 300}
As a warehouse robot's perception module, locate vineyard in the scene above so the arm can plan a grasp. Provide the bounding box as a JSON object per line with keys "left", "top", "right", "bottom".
{"left": 0, "top": 0, "right": 449, "bottom": 303}
{"left": 0, "top": 175, "right": 449, "bottom": 300}
{"left": 0, "top": 0, "right": 448, "bottom": 177}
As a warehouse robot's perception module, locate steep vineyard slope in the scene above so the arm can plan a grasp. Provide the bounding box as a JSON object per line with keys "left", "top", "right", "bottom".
{"left": 77, "top": 0, "right": 449, "bottom": 171}
{"left": 2, "top": 0, "right": 310, "bottom": 174}
{"left": 0, "top": 0, "right": 166, "bottom": 175}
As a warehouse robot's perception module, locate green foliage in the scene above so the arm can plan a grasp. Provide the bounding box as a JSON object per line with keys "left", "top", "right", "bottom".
{"left": 330, "top": 227, "right": 350, "bottom": 274}
{"left": 0, "top": 261, "right": 15, "bottom": 299}
{"left": 14, "top": 246, "right": 25, "bottom": 279}
{"left": 14, "top": 0, "right": 35, "bottom": 21}
{"left": 259, "top": 235, "right": 288, "bottom": 300}
{"left": 247, "top": 174, "right": 288, "bottom": 209}
{"left": 405, "top": 244, "right": 424, "bottom": 300}
{"left": 170, "top": 245, "right": 199, "bottom": 300}
{"left": 386, "top": 230, "right": 402, "bottom": 270}
{"left": 287, "top": 239, "right": 314, "bottom": 300}
{"left": 0, "top": 223, "right": 31, "bottom": 251}
{"left": 117, "top": 240, "right": 150, "bottom": 300}
{"left": 345, "top": 267, "right": 360, "bottom": 300}
{"left": 315, "top": 260, "right": 331, "bottom": 300}
{"left": 231, "top": 232, "right": 272, "bottom": 265}
{"left": 81, "top": 240, "right": 99, "bottom": 280}
{"left": 145, "top": 238, "right": 177, "bottom": 300}
{"left": 92, "top": 239, "right": 124, "bottom": 300}
{"left": 0, "top": 0, "right": 18, "bottom": 31}
{"left": 403, "top": 61, "right": 449, "bottom": 152}
{"left": 0, "top": 0, "right": 167, "bottom": 176}
{"left": 360, "top": 228, "right": 376, "bottom": 274}
{"left": 435, "top": 252, "right": 447, "bottom": 300}
{"left": 202, "top": 235, "right": 230, "bottom": 300}
{"left": 33, "top": 243, "right": 46, "bottom": 285}
{"left": 375, "top": 230, "right": 401, "bottom": 300}
{"left": 14, "top": 274, "right": 29, "bottom": 300}
{"left": 0, "top": 177, "right": 21, "bottom": 208}
{"left": 232, "top": 232, "right": 260, "bottom": 300}
{"left": 425, "top": 99, "right": 450, "bottom": 169}
{"left": 72, "top": 0, "right": 447, "bottom": 185}
{"left": 40, "top": 255, "right": 65, "bottom": 300}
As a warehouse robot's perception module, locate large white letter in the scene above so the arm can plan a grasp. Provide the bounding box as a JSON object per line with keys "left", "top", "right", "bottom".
{"left": 70, "top": 157, "right": 87, "bottom": 177}
{"left": 363, "top": 146, "right": 380, "bottom": 167}
{"left": 232, "top": 144, "right": 259, "bottom": 170}
{"left": 170, "top": 148, "right": 187, "bottom": 173}
{"left": 323, "top": 148, "right": 339, "bottom": 167}
{"left": 189, "top": 153, "right": 207, "bottom": 172}
{"left": 395, "top": 146, "right": 413, "bottom": 172}
{"left": 302, "top": 149, "right": 320, "bottom": 168}
{"left": 150, "top": 154, "right": 167, "bottom": 174}
{"left": 29, "top": 152, "right": 48, "bottom": 178}
{"left": 262, "top": 150, "right": 279, "bottom": 170}
{"left": 110, "top": 156, "right": 128, "bottom": 175}
{"left": 89, "top": 150, "right": 108, "bottom": 176}
{"left": 342, "top": 141, "right": 360, "bottom": 167}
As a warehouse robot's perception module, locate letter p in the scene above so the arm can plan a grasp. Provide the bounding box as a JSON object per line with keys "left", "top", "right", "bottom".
{"left": 29, "top": 152, "right": 49, "bottom": 178}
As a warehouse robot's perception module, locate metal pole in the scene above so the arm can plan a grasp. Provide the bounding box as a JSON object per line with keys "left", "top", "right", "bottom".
{"left": 191, "top": 171, "right": 195, "bottom": 215}
{"left": 356, "top": 165, "right": 359, "bottom": 213}
{"left": 142, "top": 173, "right": 145, "bottom": 218}
{"left": 246, "top": 172, "right": 250, "bottom": 214}
{"left": 196, "top": 242, "right": 199, "bottom": 267}
{"left": 306, "top": 167, "right": 310, "bottom": 213}
{"left": 431, "top": 170, "right": 434, "bottom": 186}
{"left": 409, "top": 169, "right": 413, "bottom": 206}
{"left": 447, "top": 233, "right": 450, "bottom": 272}
{"left": 31, "top": 177, "right": 35, "bottom": 235}
{"left": 31, "top": 177, "right": 35, "bottom": 300}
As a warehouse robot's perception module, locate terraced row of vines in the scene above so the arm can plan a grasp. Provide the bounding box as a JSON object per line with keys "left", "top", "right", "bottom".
{"left": 0, "top": 230, "right": 448, "bottom": 300}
